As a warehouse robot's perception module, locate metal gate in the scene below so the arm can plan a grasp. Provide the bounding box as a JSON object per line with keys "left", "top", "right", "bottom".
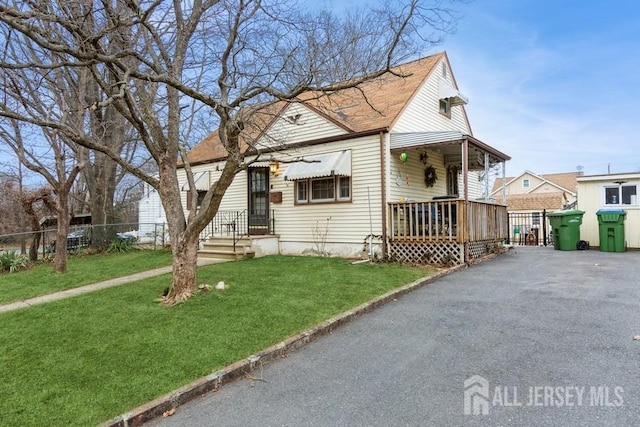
{"left": 507, "top": 210, "right": 548, "bottom": 246}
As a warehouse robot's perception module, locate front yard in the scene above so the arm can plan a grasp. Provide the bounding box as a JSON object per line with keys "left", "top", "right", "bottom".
{"left": 0, "top": 255, "right": 434, "bottom": 426}
{"left": 0, "top": 250, "right": 173, "bottom": 305}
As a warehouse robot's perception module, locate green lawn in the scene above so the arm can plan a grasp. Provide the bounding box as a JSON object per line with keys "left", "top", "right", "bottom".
{"left": 0, "top": 255, "right": 434, "bottom": 426}
{"left": 0, "top": 249, "right": 173, "bottom": 305}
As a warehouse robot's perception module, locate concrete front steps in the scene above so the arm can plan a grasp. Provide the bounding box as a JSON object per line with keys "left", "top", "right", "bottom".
{"left": 198, "top": 236, "right": 256, "bottom": 260}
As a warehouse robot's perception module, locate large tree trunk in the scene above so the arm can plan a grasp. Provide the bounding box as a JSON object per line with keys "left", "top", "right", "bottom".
{"left": 29, "top": 233, "right": 40, "bottom": 262}
{"left": 53, "top": 208, "right": 70, "bottom": 273}
{"left": 165, "top": 231, "right": 199, "bottom": 304}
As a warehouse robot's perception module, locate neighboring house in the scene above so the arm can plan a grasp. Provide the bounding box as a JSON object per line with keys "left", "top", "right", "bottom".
{"left": 491, "top": 171, "right": 582, "bottom": 245}
{"left": 177, "top": 51, "right": 510, "bottom": 264}
{"left": 491, "top": 171, "right": 581, "bottom": 209}
{"left": 138, "top": 182, "right": 167, "bottom": 242}
{"left": 577, "top": 172, "right": 640, "bottom": 249}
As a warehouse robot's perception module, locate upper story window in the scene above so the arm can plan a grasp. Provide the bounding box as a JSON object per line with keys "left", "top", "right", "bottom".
{"left": 439, "top": 98, "right": 451, "bottom": 118}
{"left": 522, "top": 179, "right": 530, "bottom": 188}
{"left": 604, "top": 184, "right": 637, "bottom": 205}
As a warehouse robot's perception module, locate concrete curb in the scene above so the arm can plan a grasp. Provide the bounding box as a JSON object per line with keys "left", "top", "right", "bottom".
{"left": 103, "top": 255, "right": 498, "bottom": 426}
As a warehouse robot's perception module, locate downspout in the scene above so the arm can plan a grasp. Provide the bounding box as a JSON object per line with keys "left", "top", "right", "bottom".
{"left": 462, "top": 137, "right": 470, "bottom": 264}
{"left": 380, "top": 131, "right": 388, "bottom": 258}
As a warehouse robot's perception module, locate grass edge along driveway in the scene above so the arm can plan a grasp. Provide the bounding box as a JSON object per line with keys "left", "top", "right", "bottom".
{"left": 0, "top": 255, "right": 435, "bottom": 426}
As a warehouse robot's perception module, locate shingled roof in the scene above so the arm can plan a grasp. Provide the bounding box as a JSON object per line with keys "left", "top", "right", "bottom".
{"left": 492, "top": 171, "right": 582, "bottom": 194}
{"left": 503, "top": 192, "right": 565, "bottom": 211}
{"left": 185, "top": 52, "right": 445, "bottom": 165}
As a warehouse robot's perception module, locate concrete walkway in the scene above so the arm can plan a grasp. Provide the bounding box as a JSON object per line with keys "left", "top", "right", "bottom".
{"left": 0, "top": 258, "right": 222, "bottom": 314}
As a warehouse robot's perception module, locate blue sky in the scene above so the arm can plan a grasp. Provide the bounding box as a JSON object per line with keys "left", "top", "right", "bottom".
{"left": 442, "top": 0, "right": 640, "bottom": 177}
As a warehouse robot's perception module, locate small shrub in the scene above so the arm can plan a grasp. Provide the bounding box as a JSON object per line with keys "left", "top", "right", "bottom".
{"left": 106, "top": 237, "right": 136, "bottom": 253}
{"left": 0, "top": 251, "right": 29, "bottom": 273}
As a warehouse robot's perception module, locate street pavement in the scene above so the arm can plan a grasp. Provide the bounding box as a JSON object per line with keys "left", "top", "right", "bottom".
{"left": 148, "top": 247, "right": 640, "bottom": 426}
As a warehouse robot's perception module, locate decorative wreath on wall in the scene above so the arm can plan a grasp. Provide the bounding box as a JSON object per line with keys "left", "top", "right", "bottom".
{"left": 424, "top": 165, "right": 438, "bottom": 188}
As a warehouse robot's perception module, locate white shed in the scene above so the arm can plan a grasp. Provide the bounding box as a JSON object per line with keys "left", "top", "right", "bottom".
{"left": 577, "top": 172, "right": 640, "bottom": 248}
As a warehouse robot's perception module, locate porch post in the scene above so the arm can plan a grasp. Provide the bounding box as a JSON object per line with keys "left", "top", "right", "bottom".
{"left": 379, "top": 131, "right": 388, "bottom": 258}
{"left": 484, "top": 152, "right": 490, "bottom": 199}
{"left": 501, "top": 161, "right": 507, "bottom": 205}
{"left": 462, "top": 137, "right": 470, "bottom": 264}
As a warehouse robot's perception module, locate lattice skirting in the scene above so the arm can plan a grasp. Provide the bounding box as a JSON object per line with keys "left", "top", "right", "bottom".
{"left": 469, "top": 239, "right": 503, "bottom": 259}
{"left": 387, "top": 241, "right": 463, "bottom": 265}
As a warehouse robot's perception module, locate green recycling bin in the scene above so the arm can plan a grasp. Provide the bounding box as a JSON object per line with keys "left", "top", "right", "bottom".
{"left": 596, "top": 209, "right": 626, "bottom": 252}
{"left": 547, "top": 210, "right": 585, "bottom": 251}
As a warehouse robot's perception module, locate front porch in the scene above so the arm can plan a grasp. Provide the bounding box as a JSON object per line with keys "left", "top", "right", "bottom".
{"left": 387, "top": 199, "right": 508, "bottom": 264}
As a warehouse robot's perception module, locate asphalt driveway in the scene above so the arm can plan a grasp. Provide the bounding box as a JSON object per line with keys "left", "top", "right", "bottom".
{"left": 148, "top": 247, "right": 640, "bottom": 426}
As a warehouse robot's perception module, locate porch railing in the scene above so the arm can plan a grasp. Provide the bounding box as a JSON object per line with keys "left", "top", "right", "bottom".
{"left": 388, "top": 200, "right": 460, "bottom": 242}
{"left": 465, "top": 200, "right": 509, "bottom": 242}
{"left": 200, "top": 210, "right": 249, "bottom": 242}
{"left": 200, "top": 209, "right": 276, "bottom": 248}
{"left": 388, "top": 200, "right": 508, "bottom": 243}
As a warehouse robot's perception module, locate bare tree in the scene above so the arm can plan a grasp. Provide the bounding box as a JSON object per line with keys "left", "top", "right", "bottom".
{"left": 0, "top": 118, "right": 83, "bottom": 272}
{"left": 21, "top": 187, "right": 55, "bottom": 262}
{"left": 0, "top": 0, "right": 463, "bottom": 304}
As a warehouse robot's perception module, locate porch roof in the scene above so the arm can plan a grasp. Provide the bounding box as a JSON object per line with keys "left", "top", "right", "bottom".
{"left": 283, "top": 150, "right": 352, "bottom": 181}
{"left": 390, "top": 131, "right": 510, "bottom": 168}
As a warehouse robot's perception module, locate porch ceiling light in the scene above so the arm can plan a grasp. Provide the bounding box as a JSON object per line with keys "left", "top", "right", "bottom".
{"left": 269, "top": 160, "right": 279, "bottom": 176}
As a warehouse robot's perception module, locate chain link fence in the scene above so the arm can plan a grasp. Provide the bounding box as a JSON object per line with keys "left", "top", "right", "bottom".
{"left": 0, "top": 223, "right": 170, "bottom": 258}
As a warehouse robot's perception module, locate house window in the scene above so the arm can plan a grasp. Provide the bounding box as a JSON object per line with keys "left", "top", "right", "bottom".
{"left": 296, "top": 180, "right": 308, "bottom": 202}
{"left": 186, "top": 190, "right": 207, "bottom": 209}
{"left": 439, "top": 99, "right": 451, "bottom": 118}
{"left": 338, "top": 176, "right": 350, "bottom": 200}
{"left": 294, "top": 175, "right": 352, "bottom": 204}
{"left": 311, "top": 178, "right": 334, "bottom": 201}
{"left": 605, "top": 184, "right": 637, "bottom": 205}
{"left": 522, "top": 179, "right": 530, "bottom": 188}
{"left": 446, "top": 166, "right": 459, "bottom": 196}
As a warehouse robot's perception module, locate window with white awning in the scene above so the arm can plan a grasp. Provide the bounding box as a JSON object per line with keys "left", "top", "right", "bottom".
{"left": 283, "top": 150, "right": 351, "bottom": 181}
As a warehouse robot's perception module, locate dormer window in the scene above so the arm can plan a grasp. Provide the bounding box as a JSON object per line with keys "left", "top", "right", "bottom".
{"left": 441, "top": 62, "right": 447, "bottom": 79}
{"left": 439, "top": 98, "right": 451, "bottom": 118}
{"left": 523, "top": 179, "right": 530, "bottom": 188}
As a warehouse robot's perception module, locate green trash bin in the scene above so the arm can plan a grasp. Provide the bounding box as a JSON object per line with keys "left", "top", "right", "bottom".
{"left": 547, "top": 210, "right": 585, "bottom": 251}
{"left": 596, "top": 209, "right": 626, "bottom": 252}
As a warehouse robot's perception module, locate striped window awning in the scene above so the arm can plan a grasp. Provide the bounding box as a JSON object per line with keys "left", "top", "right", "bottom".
{"left": 283, "top": 150, "right": 351, "bottom": 181}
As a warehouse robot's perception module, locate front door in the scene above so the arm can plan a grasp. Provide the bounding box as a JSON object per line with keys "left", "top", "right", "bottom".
{"left": 248, "top": 168, "right": 270, "bottom": 234}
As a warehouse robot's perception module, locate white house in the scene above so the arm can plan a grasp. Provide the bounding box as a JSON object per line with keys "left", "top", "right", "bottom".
{"left": 176, "top": 51, "right": 510, "bottom": 264}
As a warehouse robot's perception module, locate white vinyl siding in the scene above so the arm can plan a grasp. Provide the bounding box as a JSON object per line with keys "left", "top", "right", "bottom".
{"left": 255, "top": 103, "right": 347, "bottom": 149}
{"left": 271, "top": 135, "right": 382, "bottom": 245}
{"left": 388, "top": 148, "right": 448, "bottom": 202}
{"left": 392, "top": 59, "right": 471, "bottom": 134}
{"left": 578, "top": 177, "right": 640, "bottom": 249}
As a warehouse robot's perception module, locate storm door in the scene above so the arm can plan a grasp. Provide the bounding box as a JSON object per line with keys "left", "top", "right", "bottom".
{"left": 248, "top": 168, "right": 270, "bottom": 234}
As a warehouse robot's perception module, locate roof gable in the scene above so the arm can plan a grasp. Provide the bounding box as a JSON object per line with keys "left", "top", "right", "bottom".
{"left": 391, "top": 52, "right": 472, "bottom": 134}
{"left": 492, "top": 171, "right": 582, "bottom": 195}
{"left": 254, "top": 103, "right": 349, "bottom": 150}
